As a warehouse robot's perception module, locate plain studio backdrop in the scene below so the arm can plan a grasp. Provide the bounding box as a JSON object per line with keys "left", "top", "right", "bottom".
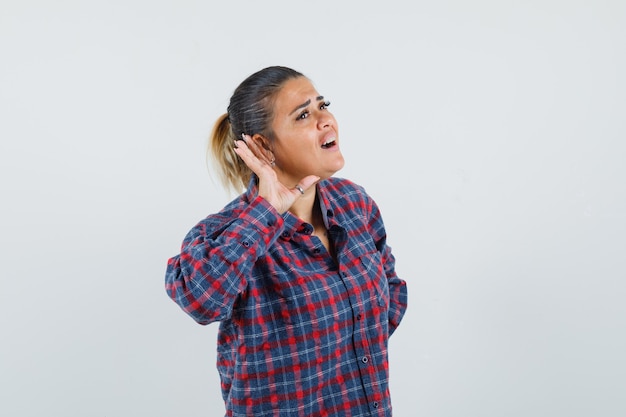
{"left": 1, "top": 1, "right": 625, "bottom": 416}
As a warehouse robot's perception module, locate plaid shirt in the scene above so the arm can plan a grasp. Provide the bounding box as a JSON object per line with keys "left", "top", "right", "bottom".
{"left": 165, "top": 176, "right": 408, "bottom": 417}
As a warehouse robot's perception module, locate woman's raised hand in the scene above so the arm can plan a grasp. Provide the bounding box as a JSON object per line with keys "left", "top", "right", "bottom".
{"left": 234, "top": 135, "right": 319, "bottom": 214}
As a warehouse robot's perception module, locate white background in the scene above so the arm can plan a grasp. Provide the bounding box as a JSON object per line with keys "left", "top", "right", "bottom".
{"left": 1, "top": 1, "right": 625, "bottom": 416}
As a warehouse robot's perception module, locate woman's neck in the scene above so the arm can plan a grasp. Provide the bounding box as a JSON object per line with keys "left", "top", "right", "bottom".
{"left": 288, "top": 190, "right": 317, "bottom": 224}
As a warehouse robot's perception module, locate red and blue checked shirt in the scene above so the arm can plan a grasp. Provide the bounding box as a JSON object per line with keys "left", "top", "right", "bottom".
{"left": 165, "top": 176, "right": 408, "bottom": 417}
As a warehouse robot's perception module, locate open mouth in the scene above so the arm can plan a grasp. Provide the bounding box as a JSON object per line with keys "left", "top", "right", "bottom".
{"left": 321, "top": 138, "right": 336, "bottom": 149}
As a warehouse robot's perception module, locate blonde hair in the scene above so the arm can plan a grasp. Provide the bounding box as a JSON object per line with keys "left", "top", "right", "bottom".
{"left": 208, "top": 113, "right": 252, "bottom": 192}
{"left": 207, "top": 66, "right": 304, "bottom": 193}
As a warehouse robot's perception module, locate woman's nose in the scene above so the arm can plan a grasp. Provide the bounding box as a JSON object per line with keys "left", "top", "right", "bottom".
{"left": 317, "top": 112, "right": 332, "bottom": 129}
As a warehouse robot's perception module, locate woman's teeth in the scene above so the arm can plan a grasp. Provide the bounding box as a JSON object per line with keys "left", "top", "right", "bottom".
{"left": 322, "top": 138, "right": 336, "bottom": 148}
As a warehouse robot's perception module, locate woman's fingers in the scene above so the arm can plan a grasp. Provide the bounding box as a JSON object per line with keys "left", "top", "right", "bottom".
{"left": 234, "top": 137, "right": 270, "bottom": 175}
{"left": 295, "top": 175, "right": 321, "bottom": 195}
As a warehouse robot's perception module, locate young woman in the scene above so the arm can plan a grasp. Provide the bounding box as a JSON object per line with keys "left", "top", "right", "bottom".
{"left": 165, "top": 66, "right": 408, "bottom": 416}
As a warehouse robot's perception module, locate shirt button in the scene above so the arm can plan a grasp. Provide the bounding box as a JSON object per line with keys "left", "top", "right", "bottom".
{"left": 373, "top": 402, "right": 379, "bottom": 408}
{"left": 356, "top": 314, "right": 362, "bottom": 320}
{"left": 313, "top": 248, "right": 321, "bottom": 254}
{"left": 361, "top": 356, "right": 369, "bottom": 364}
{"left": 242, "top": 241, "right": 250, "bottom": 247}
{"left": 281, "top": 231, "right": 290, "bottom": 238}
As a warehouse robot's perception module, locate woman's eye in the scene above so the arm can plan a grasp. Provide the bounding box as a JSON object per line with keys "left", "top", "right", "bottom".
{"left": 296, "top": 101, "right": 330, "bottom": 120}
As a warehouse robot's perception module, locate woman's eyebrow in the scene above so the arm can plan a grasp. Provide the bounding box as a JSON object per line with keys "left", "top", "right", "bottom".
{"left": 289, "top": 96, "right": 325, "bottom": 115}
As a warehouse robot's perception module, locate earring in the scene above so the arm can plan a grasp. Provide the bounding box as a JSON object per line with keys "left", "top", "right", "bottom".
{"left": 270, "top": 157, "right": 276, "bottom": 167}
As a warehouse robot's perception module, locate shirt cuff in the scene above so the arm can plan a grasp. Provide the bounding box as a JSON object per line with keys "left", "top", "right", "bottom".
{"left": 236, "top": 195, "right": 284, "bottom": 253}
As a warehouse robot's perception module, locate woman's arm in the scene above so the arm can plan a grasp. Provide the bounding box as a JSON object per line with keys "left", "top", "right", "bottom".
{"left": 366, "top": 195, "right": 408, "bottom": 336}
{"left": 165, "top": 196, "right": 283, "bottom": 325}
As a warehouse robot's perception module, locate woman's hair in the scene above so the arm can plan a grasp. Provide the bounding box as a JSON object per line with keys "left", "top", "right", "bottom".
{"left": 209, "top": 66, "right": 304, "bottom": 192}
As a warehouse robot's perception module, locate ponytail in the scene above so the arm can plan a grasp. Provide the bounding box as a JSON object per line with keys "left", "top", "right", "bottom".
{"left": 208, "top": 113, "right": 252, "bottom": 192}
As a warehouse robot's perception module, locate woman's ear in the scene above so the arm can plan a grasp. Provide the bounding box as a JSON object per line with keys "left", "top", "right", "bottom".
{"left": 250, "top": 134, "right": 275, "bottom": 166}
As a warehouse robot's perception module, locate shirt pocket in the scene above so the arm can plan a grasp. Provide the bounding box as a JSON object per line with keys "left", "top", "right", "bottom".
{"left": 350, "top": 245, "right": 389, "bottom": 308}
{"left": 351, "top": 248, "right": 390, "bottom": 341}
{"left": 368, "top": 251, "right": 390, "bottom": 309}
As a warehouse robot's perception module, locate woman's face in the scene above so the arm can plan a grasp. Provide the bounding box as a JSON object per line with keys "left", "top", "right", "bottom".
{"left": 269, "top": 77, "right": 344, "bottom": 185}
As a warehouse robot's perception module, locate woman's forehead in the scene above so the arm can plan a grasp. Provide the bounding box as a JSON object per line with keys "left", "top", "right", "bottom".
{"left": 275, "top": 78, "right": 321, "bottom": 111}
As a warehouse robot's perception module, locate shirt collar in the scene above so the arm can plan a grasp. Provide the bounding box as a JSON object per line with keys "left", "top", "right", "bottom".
{"left": 242, "top": 174, "right": 338, "bottom": 231}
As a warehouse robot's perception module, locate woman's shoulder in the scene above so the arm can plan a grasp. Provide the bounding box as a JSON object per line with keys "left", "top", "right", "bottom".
{"left": 321, "top": 176, "right": 375, "bottom": 209}
{"left": 323, "top": 176, "right": 367, "bottom": 194}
